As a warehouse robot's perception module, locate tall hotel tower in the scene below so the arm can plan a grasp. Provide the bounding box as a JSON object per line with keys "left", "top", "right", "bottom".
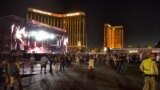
{"left": 104, "top": 24, "right": 124, "bottom": 49}
{"left": 27, "top": 8, "right": 86, "bottom": 49}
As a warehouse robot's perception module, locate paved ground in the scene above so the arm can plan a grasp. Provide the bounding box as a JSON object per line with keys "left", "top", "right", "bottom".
{"left": 1, "top": 63, "right": 160, "bottom": 90}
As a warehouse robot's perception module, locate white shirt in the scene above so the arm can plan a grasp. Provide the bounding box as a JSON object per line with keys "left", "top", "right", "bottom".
{"left": 40, "top": 56, "right": 48, "bottom": 64}
{"left": 75, "top": 56, "right": 79, "bottom": 63}
{"left": 30, "top": 56, "right": 35, "bottom": 62}
{"left": 88, "top": 59, "right": 94, "bottom": 69}
{"left": 156, "top": 55, "right": 160, "bottom": 62}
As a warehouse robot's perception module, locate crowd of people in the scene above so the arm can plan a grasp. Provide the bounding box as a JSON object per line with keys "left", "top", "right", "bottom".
{"left": 0, "top": 50, "right": 159, "bottom": 90}
{"left": 0, "top": 53, "right": 22, "bottom": 90}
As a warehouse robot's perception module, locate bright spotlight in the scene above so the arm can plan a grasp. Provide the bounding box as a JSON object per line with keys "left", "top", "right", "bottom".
{"left": 35, "top": 31, "right": 48, "bottom": 41}
{"left": 29, "top": 30, "right": 55, "bottom": 41}
{"left": 50, "top": 34, "right": 55, "bottom": 39}
{"left": 30, "top": 31, "right": 37, "bottom": 36}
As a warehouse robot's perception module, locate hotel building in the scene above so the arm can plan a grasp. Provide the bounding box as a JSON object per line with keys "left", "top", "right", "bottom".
{"left": 27, "top": 8, "right": 86, "bottom": 49}
{"left": 104, "top": 24, "right": 124, "bottom": 49}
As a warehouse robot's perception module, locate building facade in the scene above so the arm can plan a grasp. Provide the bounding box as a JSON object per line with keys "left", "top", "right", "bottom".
{"left": 104, "top": 24, "right": 124, "bottom": 49}
{"left": 27, "top": 8, "right": 86, "bottom": 49}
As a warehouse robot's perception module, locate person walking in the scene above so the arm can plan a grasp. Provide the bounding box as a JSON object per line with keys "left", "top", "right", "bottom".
{"left": 140, "top": 50, "right": 159, "bottom": 90}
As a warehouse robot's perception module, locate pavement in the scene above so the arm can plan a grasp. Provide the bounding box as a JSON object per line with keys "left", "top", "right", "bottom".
{"left": 1, "top": 63, "right": 160, "bottom": 90}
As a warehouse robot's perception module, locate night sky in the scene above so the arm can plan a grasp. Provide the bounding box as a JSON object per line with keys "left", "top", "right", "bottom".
{"left": 1, "top": 0, "right": 160, "bottom": 48}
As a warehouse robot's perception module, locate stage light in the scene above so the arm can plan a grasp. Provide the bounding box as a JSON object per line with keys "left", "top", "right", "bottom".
{"left": 15, "top": 32, "right": 22, "bottom": 39}
{"left": 30, "top": 31, "right": 37, "bottom": 36}
{"left": 49, "top": 34, "right": 55, "bottom": 39}
{"left": 35, "top": 31, "right": 48, "bottom": 41}
{"left": 28, "top": 30, "right": 56, "bottom": 41}
{"left": 63, "top": 37, "right": 68, "bottom": 46}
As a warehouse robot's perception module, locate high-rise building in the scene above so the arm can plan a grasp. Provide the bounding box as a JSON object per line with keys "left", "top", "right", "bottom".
{"left": 104, "top": 24, "right": 124, "bottom": 49}
{"left": 27, "top": 8, "right": 86, "bottom": 49}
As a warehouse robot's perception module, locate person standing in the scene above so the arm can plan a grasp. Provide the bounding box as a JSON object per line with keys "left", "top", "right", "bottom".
{"left": 60, "top": 55, "right": 66, "bottom": 72}
{"left": 30, "top": 54, "right": 35, "bottom": 72}
{"left": 75, "top": 55, "right": 80, "bottom": 70}
{"left": 0, "top": 60, "right": 8, "bottom": 90}
{"left": 8, "top": 56, "right": 22, "bottom": 90}
{"left": 88, "top": 56, "right": 94, "bottom": 70}
{"left": 55, "top": 56, "right": 60, "bottom": 73}
{"left": 49, "top": 55, "right": 54, "bottom": 73}
{"left": 40, "top": 55, "right": 48, "bottom": 74}
{"left": 0, "top": 58, "right": 9, "bottom": 90}
{"left": 140, "top": 51, "right": 159, "bottom": 90}
{"left": 105, "top": 54, "right": 110, "bottom": 67}
{"left": 88, "top": 56, "right": 95, "bottom": 79}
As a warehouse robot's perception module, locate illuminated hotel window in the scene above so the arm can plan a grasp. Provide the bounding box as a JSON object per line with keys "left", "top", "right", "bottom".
{"left": 104, "top": 24, "right": 123, "bottom": 49}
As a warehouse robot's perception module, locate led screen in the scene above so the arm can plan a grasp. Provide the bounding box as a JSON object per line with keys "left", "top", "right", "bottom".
{"left": 10, "top": 24, "right": 68, "bottom": 53}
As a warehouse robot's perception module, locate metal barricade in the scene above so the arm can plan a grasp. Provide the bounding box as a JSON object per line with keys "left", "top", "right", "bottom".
{"left": 19, "top": 59, "right": 31, "bottom": 74}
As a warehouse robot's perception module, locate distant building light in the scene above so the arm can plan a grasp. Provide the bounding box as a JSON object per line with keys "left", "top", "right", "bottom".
{"left": 65, "top": 12, "right": 84, "bottom": 17}
{"left": 107, "top": 24, "right": 111, "bottom": 27}
{"left": 28, "top": 8, "right": 85, "bottom": 17}
{"left": 104, "top": 47, "right": 107, "bottom": 52}
{"left": 129, "top": 50, "right": 138, "bottom": 53}
{"left": 77, "top": 41, "right": 81, "bottom": 47}
{"left": 113, "top": 26, "right": 123, "bottom": 28}
{"left": 32, "top": 9, "right": 52, "bottom": 16}
{"left": 52, "top": 13, "right": 64, "bottom": 17}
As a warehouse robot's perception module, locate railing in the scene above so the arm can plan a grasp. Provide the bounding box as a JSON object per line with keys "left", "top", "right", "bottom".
{"left": 19, "top": 59, "right": 31, "bottom": 74}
